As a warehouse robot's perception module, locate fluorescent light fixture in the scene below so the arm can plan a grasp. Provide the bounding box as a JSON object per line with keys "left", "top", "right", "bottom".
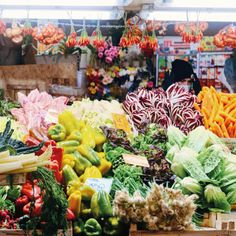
{"left": 0, "top": 0, "right": 131, "bottom": 7}
{"left": 167, "top": 0, "right": 236, "bottom": 9}
{"left": 2, "top": 9, "right": 123, "bottom": 20}
{"left": 143, "top": 10, "right": 236, "bottom": 22}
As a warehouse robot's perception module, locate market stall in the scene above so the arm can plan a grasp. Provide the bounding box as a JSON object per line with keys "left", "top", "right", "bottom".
{"left": 1, "top": 0, "right": 236, "bottom": 236}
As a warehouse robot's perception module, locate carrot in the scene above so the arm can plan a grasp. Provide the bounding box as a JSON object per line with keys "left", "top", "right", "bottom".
{"left": 225, "top": 101, "right": 236, "bottom": 113}
{"left": 228, "top": 123, "right": 235, "bottom": 138}
{"left": 229, "top": 108, "right": 236, "bottom": 118}
{"left": 211, "top": 122, "right": 224, "bottom": 137}
{"left": 221, "top": 122, "right": 230, "bottom": 138}
{"left": 209, "top": 93, "right": 219, "bottom": 125}
{"left": 234, "top": 124, "right": 236, "bottom": 138}
{"left": 194, "top": 103, "right": 201, "bottom": 112}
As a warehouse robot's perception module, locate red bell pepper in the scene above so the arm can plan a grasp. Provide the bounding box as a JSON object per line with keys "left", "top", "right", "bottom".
{"left": 49, "top": 160, "right": 62, "bottom": 183}
{"left": 15, "top": 195, "right": 29, "bottom": 208}
{"left": 51, "top": 147, "right": 63, "bottom": 170}
{"left": 21, "top": 181, "right": 41, "bottom": 200}
{"left": 66, "top": 208, "right": 75, "bottom": 220}
{"left": 23, "top": 196, "right": 43, "bottom": 217}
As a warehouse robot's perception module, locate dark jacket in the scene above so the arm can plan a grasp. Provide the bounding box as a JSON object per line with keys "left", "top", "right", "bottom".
{"left": 162, "top": 59, "right": 201, "bottom": 95}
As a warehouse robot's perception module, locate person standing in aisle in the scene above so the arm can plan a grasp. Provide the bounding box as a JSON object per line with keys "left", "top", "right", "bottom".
{"left": 162, "top": 59, "right": 202, "bottom": 95}
{"left": 224, "top": 50, "right": 236, "bottom": 93}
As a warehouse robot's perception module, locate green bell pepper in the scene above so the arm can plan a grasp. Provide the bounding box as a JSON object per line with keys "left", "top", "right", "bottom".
{"left": 48, "top": 124, "right": 66, "bottom": 141}
{"left": 62, "top": 164, "right": 80, "bottom": 185}
{"left": 74, "top": 151, "right": 92, "bottom": 175}
{"left": 67, "top": 130, "right": 82, "bottom": 142}
{"left": 84, "top": 218, "right": 102, "bottom": 236}
{"left": 91, "top": 190, "right": 113, "bottom": 219}
{"left": 57, "top": 140, "right": 80, "bottom": 154}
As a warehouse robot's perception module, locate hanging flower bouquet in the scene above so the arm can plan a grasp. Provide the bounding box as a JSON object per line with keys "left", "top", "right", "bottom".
{"left": 139, "top": 30, "right": 158, "bottom": 56}
{"left": 175, "top": 22, "right": 208, "bottom": 43}
{"left": 77, "top": 26, "right": 90, "bottom": 47}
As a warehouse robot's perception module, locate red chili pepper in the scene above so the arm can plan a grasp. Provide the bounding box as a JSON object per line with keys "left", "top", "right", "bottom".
{"left": 15, "top": 195, "right": 29, "bottom": 208}
{"left": 51, "top": 147, "right": 63, "bottom": 170}
{"left": 45, "top": 140, "right": 56, "bottom": 147}
{"left": 23, "top": 196, "right": 43, "bottom": 217}
{"left": 21, "top": 181, "right": 41, "bottom": 200}
{"left": 49, "top": 160, "right": 62, "bottom": 183}
{"left": 66, "top": 208, "right": 75, "bottom": 220}
{"left": 25, "top": 136, "right": 40, "bottom": 147}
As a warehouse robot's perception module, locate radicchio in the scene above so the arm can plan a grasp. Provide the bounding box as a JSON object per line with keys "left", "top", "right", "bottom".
{"left": 123, "top": 84, "right": 203, "bottom": 133}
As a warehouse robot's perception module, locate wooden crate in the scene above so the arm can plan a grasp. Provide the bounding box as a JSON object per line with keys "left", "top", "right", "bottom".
{"left": 130, "top": 224, "right": 228, "bottom": 236}
{"left": 0, "top": 173, "right": 26, "bottom": 186}
{"left": 202, "top": 213, "right": 236, "bottom": 230}
{"left": 0, "top": 224, "right": 72, "bottom": 236}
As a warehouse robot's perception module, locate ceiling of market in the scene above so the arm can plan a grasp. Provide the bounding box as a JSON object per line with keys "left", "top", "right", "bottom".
{"left": 0, "top": 0, "right": 235, "bottom": 37}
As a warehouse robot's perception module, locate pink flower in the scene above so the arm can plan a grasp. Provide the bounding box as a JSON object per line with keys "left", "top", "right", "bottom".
{"left": 98, "top": 52, "right": 103, "bottom": 58}
{"left": 104, "top": 42, "right": 108, "bottom": 49}
{"left": 104, "top": 50, "right": 110, "bottom": 56}
{"left": 147, "top": 81, "right": 154, "bottom": 88}
{"left": 98, "top": 47, "right": 104, "bottom": 52}
{"left": 105, "top": 57, "right": 112, "bottom": 64}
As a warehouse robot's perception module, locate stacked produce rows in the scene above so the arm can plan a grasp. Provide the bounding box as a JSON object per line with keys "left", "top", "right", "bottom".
{"left": 0, "top": 85, "right": 236, "bottom": 235}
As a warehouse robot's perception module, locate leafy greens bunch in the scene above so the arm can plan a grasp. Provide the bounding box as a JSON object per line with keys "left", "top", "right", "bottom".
{"left": 167, "top": 125, "right": 236, "bottom": 213}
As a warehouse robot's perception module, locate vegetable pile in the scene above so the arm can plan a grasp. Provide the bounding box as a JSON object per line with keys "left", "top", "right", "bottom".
{"left": 102, "top": 124, "right": 173, "bottom": 197}
{"left": 167, "top": 125, "right": 236, "bottom": 213}
{"left": 114, "top": 183, "right": 197, "bottom": 231}
{"left": 69, "top": 98, "right": 125, "bottom": 129}
{"left": 197, "top": 86, "right": 236, "bottom": 138}
{"left": 11, "top": 89, "right": 68, "bottom": 132}
{"left": 123, "top": 84, "right": 202, "bottom": 133}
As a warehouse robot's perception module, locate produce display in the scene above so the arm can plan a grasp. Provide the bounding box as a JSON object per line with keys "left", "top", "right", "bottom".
{"left": 167, "top": 125, "right": 236, "bottom": 213}
{"left": 197, "top": 86, "right": 236, "bottom": 138}
{"left": 2, "top": 82, "right": 236, "bottom": 235}
{"left": 123, "top": 84, "right": 202, "bottom": 133}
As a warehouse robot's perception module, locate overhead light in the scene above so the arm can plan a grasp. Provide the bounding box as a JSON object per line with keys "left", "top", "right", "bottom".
{"left": 142, "top": 9, "right": 236, "bottom": 22}
{"left": 1, "top": 9, "right": 124, "bottom": 20}
{"left": 170, "top": 0, "right": 236, "bottom": 8}
{"left": 0, "top": 0, "right": 132, "bottom": 7}
{"left": 156, "top": 0, "right": 236, "bottom": 9}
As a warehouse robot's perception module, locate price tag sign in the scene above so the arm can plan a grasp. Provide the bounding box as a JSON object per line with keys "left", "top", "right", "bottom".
{"left": 84, "top": 178, "right": 113, "bottom": 193}
{"left": 122, "top": 154, "right": 150, "bottom": 167}
{"left": 112, "top": 113, "right": 131, "bottom": 133}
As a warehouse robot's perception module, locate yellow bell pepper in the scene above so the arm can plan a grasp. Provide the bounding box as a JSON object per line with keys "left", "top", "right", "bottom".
{"left": 67, "top": 180, "right": 82, "bottom": 196}
{"left": 97, "top": 152, "right": 105, "bottom": 160}
{"left": 98, "top": 158, "right": 112, "bottom": 175}
{"left": 79, "top": 185, "right": 96, "bottom": 201}
{"left": 62, "top": 154, "right": 76, "bottom": 168}
{"left": 94, "top": 128, "right": 106, "bottom": 146}
{"left": 76, "top": 120, "right": 86, "bottom": 131}
{"left": 58, "top": 110, "right": 78, "bottom": 136}
{"left": 81, "top": 125, "right": 96, "bottom": 148}
{"left": 79, "top": 166, "right": 102, "bottom": 183}
{"left": 68, "top": 190, "right": 82, "bottom": 216}
{"left": 66, "top": 130, "right": 82, "bottom": 142}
